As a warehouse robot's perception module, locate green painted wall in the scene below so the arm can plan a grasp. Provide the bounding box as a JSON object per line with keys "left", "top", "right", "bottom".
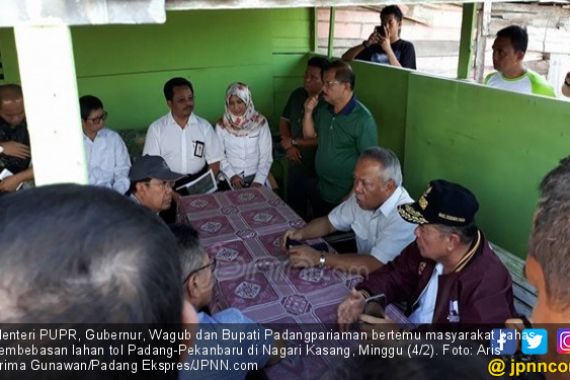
{"left": 349, "top": 61, "right": 410, "bottom": 160}
{"left": 0, "top": 8, "right": 313, "bottom": 132}
{"left": 404, "top": 75, "right": 570, "bottom": 258}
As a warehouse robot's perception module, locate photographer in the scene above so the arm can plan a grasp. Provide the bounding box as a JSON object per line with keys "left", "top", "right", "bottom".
{"left": 342, "top": 5, "right": 416, "bottom": 70}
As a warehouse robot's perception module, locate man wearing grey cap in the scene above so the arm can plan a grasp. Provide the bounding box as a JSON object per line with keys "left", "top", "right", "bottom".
{"left": 127, "top": 155, "right": 184, "bottom": 214}
{"left": 337, "top": 179, "right": 516, "bottom": 326}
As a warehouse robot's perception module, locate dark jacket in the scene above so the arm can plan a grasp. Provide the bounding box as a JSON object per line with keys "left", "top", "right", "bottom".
{"left": 0, "top": 118, "right": 31, "bottom": 174}
{"left": 357, "top": 230, "right": 516, "bottom": 324}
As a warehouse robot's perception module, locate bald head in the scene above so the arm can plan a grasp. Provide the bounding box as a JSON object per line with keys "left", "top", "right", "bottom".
{"left": 0, "top": 84, "right": 25, "bottom": 127}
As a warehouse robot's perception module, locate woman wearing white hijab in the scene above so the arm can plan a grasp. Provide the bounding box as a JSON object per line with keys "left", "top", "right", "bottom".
{"left": 215, "top": 82, "right": 273, "bottom": 189}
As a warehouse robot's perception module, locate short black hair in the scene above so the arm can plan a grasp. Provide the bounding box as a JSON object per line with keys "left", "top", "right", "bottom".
{"left": 496, "top": 25, "right": 528, "bottom": 53}
{"left": 327, "top": 60, "right": 356, "bottom": 91}
{"left": 381, "top": 5, "right": 403, "bottom": 22}
{"left": 79, "top": 95, "right": 103, "bottom": 120}
{"left": 307, "top": 56, "right": 329, "bottom": 77}
{"left": 163, "top": 77, "right": 194, "bottom": 101}
{"left": 0, "top": 184, "right": 183, "bottom": 324}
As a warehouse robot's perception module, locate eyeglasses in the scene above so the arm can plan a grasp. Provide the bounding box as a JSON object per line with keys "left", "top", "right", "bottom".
{"left": 323, "top": 80, "right": 342, "bottom": 88}
{"left": 86, "top": 111, "right": 108, "bottom": 124}
{"left": 183, "top": 258, "right": 217, "bottom": 284}
{"left": 146, "top": 180, "right": 175, "bottom": 190}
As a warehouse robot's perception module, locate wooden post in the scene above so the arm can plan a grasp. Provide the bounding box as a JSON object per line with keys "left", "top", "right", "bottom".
{"left": 474, "top": 1, "right": 492, "bottom": 83}
{"left": 327, "top": 7, "right": 336, "bottom": 59}
{"left": 13, "top": 25, "right": 87, "bottom": 186}
{"left": 457, "top": 3, "right": 477, "bottom": 79}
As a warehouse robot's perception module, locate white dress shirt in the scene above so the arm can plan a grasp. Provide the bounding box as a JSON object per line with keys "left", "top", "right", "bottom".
{"left": 328, "top": 186, "right": 416, "bottom": 264}
{"left": 83, "top": 128, "right": 131, "bottom": 194}
{"left": 215, "top": 123, "right": 273, "bottom": 185}
{"left": 409, "top": 263, "right": 444, "bottom": 324}
{"left": 143, "top": 112, "right": 223, "bottom": 175}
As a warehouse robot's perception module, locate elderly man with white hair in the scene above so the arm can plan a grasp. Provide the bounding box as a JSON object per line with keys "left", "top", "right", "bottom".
{"left": 282, "top": 147, "right": 416, "bottom": 274}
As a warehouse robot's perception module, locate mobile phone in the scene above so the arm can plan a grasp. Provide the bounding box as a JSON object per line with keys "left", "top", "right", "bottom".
{"left": 375, "top": 25, "right": 386, "bottom": 37}
{"left": 286, "top": 237, "right": 303, "bottom": 248}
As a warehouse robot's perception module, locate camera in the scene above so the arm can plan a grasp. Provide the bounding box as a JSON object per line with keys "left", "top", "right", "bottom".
{"left": 375, "top": 25, "right": 386, "bottom": 37}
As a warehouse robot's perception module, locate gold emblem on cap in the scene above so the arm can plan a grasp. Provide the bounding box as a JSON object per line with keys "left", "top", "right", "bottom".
{"left": 419, "top": 196, "right": 428, "bottom": 210}
{"left": 418, "top": 186, "right": 431, "bottom": 210}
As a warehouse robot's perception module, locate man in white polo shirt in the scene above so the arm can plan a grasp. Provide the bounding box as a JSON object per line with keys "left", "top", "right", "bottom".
{"left": 484, "top": 25, "right": 555, "bottom": 97}
{"left": 282, "top": 147, "right": 416, "bottom": 274}
{"left": 144, "top": 77, "right": 223, "bottom": 183}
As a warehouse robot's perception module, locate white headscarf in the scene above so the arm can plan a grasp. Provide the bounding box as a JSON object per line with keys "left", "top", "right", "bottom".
{"left": 221, "top": 82, "right": 266, "bottom": 137}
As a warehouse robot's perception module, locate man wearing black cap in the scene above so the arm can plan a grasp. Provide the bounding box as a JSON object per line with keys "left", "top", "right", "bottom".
{"left": 127, "top": 155, "right": 184, "bottom": 214}
{"left": 337, "top": 179, "right": 516, "bottom": 325}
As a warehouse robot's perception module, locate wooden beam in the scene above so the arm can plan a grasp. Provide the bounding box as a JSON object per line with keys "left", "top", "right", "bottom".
{"left": 457, "top": 3, "right": 477, "bottom": 79}
{"left": 474, "top": 1, "right": 492, "bottom": 83}
{"left": 327, "top": 7, "right": 336, "bottom": 59}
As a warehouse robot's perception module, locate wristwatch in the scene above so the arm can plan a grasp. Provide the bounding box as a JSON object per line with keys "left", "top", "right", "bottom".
{"left": 291, "top": 138, "right": 298, "bottom": 146}
{"left": 318, "top": 253, "right": 326, "bottom": 269}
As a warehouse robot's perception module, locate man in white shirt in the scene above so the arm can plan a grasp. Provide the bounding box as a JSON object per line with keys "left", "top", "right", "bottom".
{"left": 282, "top": 147, "right": 415, "bottom": 274}
{"left": 143, "top": 77, "right": 223, "bottom": 181}
{"left": 80, "top": 95, "right": 131, "bottom": 194}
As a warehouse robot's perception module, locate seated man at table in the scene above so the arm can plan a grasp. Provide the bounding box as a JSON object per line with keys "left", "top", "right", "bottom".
{"left": 485, "top": 25, "right": 555, "bottom": 97}
{"left": 127, "top": 155, "right": 184, "bottom": 215}
{"left": 171, "top": 224, "right": 278, "bottom": 380}
{"left": 282, "top": 147, "right": 416, "bottom": 274}
{"left": 337, "top": 179, "right": 516, "bottom": 325}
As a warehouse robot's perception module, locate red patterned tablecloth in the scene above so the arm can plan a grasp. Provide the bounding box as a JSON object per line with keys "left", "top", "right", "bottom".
{"left": 178, "top": 188, "right": 408, "bottom": 378}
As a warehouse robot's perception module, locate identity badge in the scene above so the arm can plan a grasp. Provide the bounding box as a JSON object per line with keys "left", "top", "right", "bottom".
{"left": 522, "top": 329, "right": 547, "bottom": 355}
{"left": 194, "top": 141, "right": 205, "bottom": 158}
{"left": 490, "top": 328, "right": 517, "bottom": 355}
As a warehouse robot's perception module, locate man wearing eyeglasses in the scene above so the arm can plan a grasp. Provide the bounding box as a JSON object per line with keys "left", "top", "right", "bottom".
{"left": 303, "top": 60, "right": 378, "bottom": 216}
{"left": 127, "top": 155, "right": 184, "bottom": 214}
{"left": 80, "top": 95, "right": 131, "bottom": 194}
{"left": 171, "top": 224, "right": 280, "bottom": 380}
{"left": 0, "top": 84, "right": 33, "bottom": 193}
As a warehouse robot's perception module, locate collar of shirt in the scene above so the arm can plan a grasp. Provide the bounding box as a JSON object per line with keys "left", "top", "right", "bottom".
{"left": 372, "top": 186, "right": 403, "bottom": 218}
{"left": 167, "top": 111, "right": 196, "bottom": 129}
{"left": 327, "top": 94, "right": 357, "bottom": 116}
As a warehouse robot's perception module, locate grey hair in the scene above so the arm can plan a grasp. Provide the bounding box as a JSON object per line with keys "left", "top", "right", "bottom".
{"left": 169, "top": 224, "right": 206, "bottom": 282}
{"left": 359, "top": 147, "right": 403, "bottom": 186}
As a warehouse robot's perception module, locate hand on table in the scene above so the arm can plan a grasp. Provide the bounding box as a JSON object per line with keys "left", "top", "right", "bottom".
{"left": 337, "top": 288, "right": 365, "bottom": 332}
{"left": 281, "top": 229, "right": 303, "bottom": 250}
{"left": 230, "top": 175, "right": 244, "bottom": 189}
{"left": 287, "top": 245, "right": 320, "bottom": 268}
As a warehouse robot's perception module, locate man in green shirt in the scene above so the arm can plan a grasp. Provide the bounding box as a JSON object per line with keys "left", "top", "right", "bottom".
{"left": 303, "top": 60, "right": 378, "bottom": 216}
{"left": 280, "top": 56, "right": 329, "bottom": 220}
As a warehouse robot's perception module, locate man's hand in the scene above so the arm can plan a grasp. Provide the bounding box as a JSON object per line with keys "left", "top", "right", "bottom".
{"left": 379, "top": 26, "right": 392, "bottom": 52}
{"left": 366, "top": 31, "right": 381, "bottom": 47}
{"left": 288, "top": 245, "right": 320, "bottom": 268}
{"left": 281, "top": 136, "right": 293, "bottom": 150}
{"left": 337, "top": 288, "right": 366, "bottom": 332}
{"left": 0, "top": 175, "right": 23, "bottom": 192}
{"left": 281, "top": 229, "right": 303, "bottom": 250}
{"left": 0, "top": 141, "right": 30, "bottom": 159}
{"left": 286, "top": 146, "right": 302, "bottom": 164}
{"left": 230, "top": 175, "right": 244, "bottom": 189}
{"left": 303, "top": 95, "right": 319, "bottom": 114}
